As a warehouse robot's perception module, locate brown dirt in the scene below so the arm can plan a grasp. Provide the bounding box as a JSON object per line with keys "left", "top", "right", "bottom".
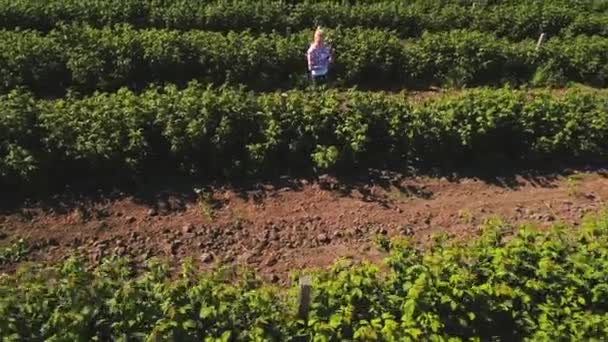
{"left": 371, "top": 84, "right": 608, "bottom": 102}
{"left": 1, "top": 168, "right": 607, "bottom": 284}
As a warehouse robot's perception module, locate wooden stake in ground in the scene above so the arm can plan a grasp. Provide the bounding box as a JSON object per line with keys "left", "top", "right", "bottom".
{"left": 536, "top": 33, "right": 546, "bottom": 51}
{"left": 297, "top": 276, "right": 312, "bottom": 321}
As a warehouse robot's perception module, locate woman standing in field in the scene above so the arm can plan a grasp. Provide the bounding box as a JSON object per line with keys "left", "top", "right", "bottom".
{"left": 307, "top": 27, "right": 332, "bottom": 86}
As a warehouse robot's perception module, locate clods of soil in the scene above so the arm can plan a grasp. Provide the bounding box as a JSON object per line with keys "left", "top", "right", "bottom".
{"left": 1, "top": 169, "right": 607, "bottom": 284}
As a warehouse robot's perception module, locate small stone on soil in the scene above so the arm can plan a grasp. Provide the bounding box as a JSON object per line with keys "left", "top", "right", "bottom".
{"left": 317, "top": 233, "right": 331, "bottom": 244}
{"left": 400, "top": 225, "right": 415, "bottom": 236}
{"left": 318, "top": 174, "right": 338, "bottom": 190}
{"left": 201, "top": 252, "right": 214, "bottom": 263}
{"left": 170, "top": 240, "right": 181, "bottom": 254}
{"left": 585, "top": 193, "right": 598, "bottom": 200}
{"left": 269, "top": 231, "right": 279, "bottom": 241}
{"left": 182, "top": 223, "right": 194, "bottom": 234}
{"left": 265, "top": 256, "right": 278, "bottom": 267}
{"left": 158, "top": 202, "right": 170, "bottom": 214}
{"left": 360, "top": 244, "right": 371, "bottom": 252}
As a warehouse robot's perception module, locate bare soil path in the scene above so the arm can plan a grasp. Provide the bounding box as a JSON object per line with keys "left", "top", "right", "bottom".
{"left": 1, "top": 167, "right": 607, "bottom": 284}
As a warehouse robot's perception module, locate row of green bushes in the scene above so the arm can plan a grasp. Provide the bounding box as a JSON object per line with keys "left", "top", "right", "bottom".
{"left": 1, "top": 26, "right": 607, "bottom": 95}
{"left": 2, "top": 213, "right": 608, "bottom": 340}
{"left": 0, "top": 0, "right": 606, "bottom": 40}
{"left": 2, "top": 85, "right": 607, "bottom": 192}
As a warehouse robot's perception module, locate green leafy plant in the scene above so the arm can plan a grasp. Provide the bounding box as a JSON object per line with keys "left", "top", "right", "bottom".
{"left": 0, "top": 239, "right": 31, "bottom": 265}
{"left": 459, "top": 209, "right": 475, "bottom": 224}
{"left": 3, "top": 211, "right": 608, "bottom": 340}
{"left": 566, "top": 173, "right": 585, "bottom": 197}
{"left": 2, "top": 86, "right": 608, "bottom": 194}
{"left": 0, "top": 91, "right": 43, "bottom": 184}
{"left": 0, "top": 0, "right": 606, "bottom": 41}
{"left": 1, "top": 26, "right": 608, "bottom": 95}
{"left": 194, "top": 187, "right": 216, "bottom": 221}
{"left": 312, "top": 145, "right": 339, "bottom": 170}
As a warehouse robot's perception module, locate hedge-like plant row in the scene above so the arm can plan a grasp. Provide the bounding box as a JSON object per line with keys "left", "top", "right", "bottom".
{"left": 2, "top": 213, "right": 608, "bottom": 340}
{"left": 2, "top": 85, "right": 607, "bottom": 191}
{"left": 0, "top": 0, "right": 606, "bottom": 40}
{"left": 1, "top": 26, "right": 607, "bottom": 95}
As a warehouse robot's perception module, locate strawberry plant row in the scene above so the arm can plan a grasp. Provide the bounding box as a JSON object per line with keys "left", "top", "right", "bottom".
{"left": 1, "top": 26, "right": 607, "bottom": 95}
{"left": 2, "top": 213, "right": 608, "bottom": 340}
{"left": 2, "top": 85, "right": 607, "bottom": 193}
{"left": 0, "top": 0, "right": 606, "bottom": 40}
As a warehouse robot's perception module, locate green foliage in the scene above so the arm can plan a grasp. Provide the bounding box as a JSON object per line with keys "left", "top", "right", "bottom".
{"left": 0, "top": 29, "right": 67, "bottom": 93}
{"left": 0, "top": 258, "right": 291, "bottom": 340}
{"left": 2, "top": 86, "right": 607, "bottom": 191}
{"left": 0, "top": 239, "right": 31, "bottom": 265}
{"left": 41, "top": 88, "right": 156, "bottom": 175}
{"left": 0, "top": 0, "right": 606, "bottom": 40}
{"left": 1, "top": 26, "right": 608, "bottom": 94}
{"left": 0, "top": 91, "right": 43, "bottom": 182}
{"left": 537, "top": 35, "right": 608, "bottom": 87}
{"left": 3, "top": 212, "right": 608, "bottom": 340}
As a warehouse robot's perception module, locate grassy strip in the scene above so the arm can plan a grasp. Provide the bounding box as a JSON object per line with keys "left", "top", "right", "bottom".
{"left": 1, "top": 85, "right": 607, "bottom": 192}
{"left": 1, "top": 212, "right": 608, "bottom": 340}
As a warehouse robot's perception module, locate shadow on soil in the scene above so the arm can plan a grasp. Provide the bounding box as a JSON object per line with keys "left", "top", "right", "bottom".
{"left": 1, "top": 161, "right": 607, "bottom": 215}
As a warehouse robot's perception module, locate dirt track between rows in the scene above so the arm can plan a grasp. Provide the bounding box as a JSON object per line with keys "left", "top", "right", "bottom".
{"left": 1, "top": 167, "right": 607, "bottom": 283}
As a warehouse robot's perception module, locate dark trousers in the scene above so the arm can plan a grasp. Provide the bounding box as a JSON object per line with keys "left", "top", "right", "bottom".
{"left": 310, "top": 73, "right": 328, "bottom": 86}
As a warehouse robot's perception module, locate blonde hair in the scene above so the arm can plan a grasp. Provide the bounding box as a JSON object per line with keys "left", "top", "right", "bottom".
{"left": 313, "top": 27, "right": 324, "bottom": 44}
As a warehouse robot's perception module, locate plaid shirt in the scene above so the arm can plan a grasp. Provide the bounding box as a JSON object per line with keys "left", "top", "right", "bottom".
{"left": 307, "top": 43, "right": 331, "bottom": 72}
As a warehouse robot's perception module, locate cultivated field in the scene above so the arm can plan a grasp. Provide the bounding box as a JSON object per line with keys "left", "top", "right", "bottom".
{"left": 1, "top": 0, "right": 608, "bottom": 340}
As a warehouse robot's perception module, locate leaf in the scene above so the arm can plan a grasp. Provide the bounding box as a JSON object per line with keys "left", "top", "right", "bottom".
{"left": 200, "top": 306, "right": 215, "bottom": 319}
{"left": 183, "top": 320, "right": 197, "bottom": 330}
{"left": 220, "top": 331, "right": 231, "bottom": 342}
